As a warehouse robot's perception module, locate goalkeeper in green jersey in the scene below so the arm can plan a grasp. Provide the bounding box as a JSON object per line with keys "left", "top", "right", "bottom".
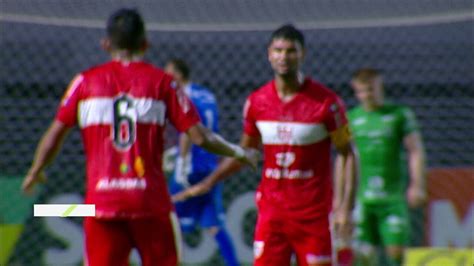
{"left": 348, "top": 68, "right": 427, "bottom": 266}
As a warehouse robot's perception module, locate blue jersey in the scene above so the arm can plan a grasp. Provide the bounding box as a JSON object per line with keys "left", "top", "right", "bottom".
{"left": 184, "top": 83, "right": 219, "bottom": 180}
{"left": 171, "top": 85, "right": 238, "bottom": 266}
{"left": 169, "top": 84, "right": 224, "bottom": 231}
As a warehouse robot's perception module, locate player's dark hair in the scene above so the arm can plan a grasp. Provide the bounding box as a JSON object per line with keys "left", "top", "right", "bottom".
{"left": 352, "top": 68, "right": 382, "bottom": 83}
{"left": 270, "top": 24, "right": 305, "bottom": 48}
{"left": 107, "top": 8, "right": 145, "bottom": 51}
{"left": 167, "top": 58, "right": 191, "bottom": 80}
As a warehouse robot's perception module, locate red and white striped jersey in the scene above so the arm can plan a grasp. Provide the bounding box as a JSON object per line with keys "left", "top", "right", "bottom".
{"left": 244, "top": 78, "right": 349, "bottom": 220}
{"left": 56, "top": 60, "right": 200, "bottom": 218}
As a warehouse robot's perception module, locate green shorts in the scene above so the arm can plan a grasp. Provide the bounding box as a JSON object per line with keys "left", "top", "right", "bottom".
{"left": 354, "top": 200, "right": 409, "bottom": 246}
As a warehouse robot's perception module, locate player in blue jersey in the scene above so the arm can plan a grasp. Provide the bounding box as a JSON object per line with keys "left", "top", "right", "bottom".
{"left": 165, "top": 59, "right": 239, "bottom": 266}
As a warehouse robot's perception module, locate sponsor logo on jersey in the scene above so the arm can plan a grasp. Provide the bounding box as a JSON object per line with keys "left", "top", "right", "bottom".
{"left": 275, "top": 152, "right": 295, "bottom": 167}
{"left": 382, "top": 114, "right": 395, "bottom": 122}
{"left": 367, "top": 130, "right": 383, "bottom": 138}
{"left": 352, "top": 117, "right": 366, "bottom": 126}
{"left": 368, "top": 176, "right": 384, "bottom": 189}
{"left": 387, "top": 215, "right": 405, "bottom": 232}
{"left": 134, "top": 157, "right": 145, "bottom": 177}
{"left": 119, "top": 162, "right": 129, "bottom": 174}
{"left": 366, "top": 129, "right": 393, "bottom": 138}
{"left": 364, "top": 190, "right": 387, "bottom": 199}
{"left": 265, "top": 168, "right": 314, "bottom": 179}
{"left": 96, "top": 178, "right": 147, "bottom": 191}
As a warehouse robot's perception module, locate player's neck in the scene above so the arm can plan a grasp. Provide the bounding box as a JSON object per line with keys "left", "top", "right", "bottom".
{"left": 275, "top": 72, "right": 304, "bottom": 102}
{"left": 111, "top": 50, "right": 143, "bottom": 63}
{"left": 362, "top": 102, "right": 383, "bottom": 112}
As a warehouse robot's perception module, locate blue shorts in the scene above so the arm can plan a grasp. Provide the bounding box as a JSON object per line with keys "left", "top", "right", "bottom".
{"left": 169, "top": 172, "right": 225, "bottom": 232}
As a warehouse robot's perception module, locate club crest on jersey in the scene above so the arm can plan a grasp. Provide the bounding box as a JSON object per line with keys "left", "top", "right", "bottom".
{"left": 277, "top": 125, "right": 293, "bottom": 143}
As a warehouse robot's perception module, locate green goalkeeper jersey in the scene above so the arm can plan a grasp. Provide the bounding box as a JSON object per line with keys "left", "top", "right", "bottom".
{"left": 349, "top": 103, "right": 419, "bottom": 203}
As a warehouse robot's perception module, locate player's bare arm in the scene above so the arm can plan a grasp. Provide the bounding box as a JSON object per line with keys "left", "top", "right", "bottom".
{"left": 405, "top": 131, "right": 427, "bottom": 208}
{"left": 186, "top": 124, "right": 259, "bottom": 167}
{"left": 172, "top": 133, "right": 260, "bottom": 202}
{"left": 179, "top": 131, "right": 192, "bottom": 157}
{"left": 22, "top": 120, "right": 70, "bottom": 194}
{"left": 331, "top": 125, "right": 358, "bottom": 239}
{"left": 334, "top": 144, "right": 357, "bottom": 200}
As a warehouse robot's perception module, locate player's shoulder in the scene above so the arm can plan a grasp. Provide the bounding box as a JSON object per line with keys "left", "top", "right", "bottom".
{"left": 248, "top": 80, "right": 274, "bottom": 102}
{"left": 70, "top": 63, "right": 108, "bottom": 89}
{"left": 190, "top": 83, "right": 214, "bottom": 96}
{"left": 305, "top": 78, "right": 340, "bottom": 100}
{"left": 83, "top": 60, "right": 168, "bottom": 78}
{"left": 138, "top": 62, "right": 179, "bottom": 90}
{"left": 304, "top": 78, "right": 346, "bottom": 112}
{"left": 348, "top": 105, "right": 364, "bottom": 117}
{"left": 80, "top": 61, "right": 113, "bottom": 78}
{"left": 384, "top": 102, "right": 412, "bottom": 115}
{"left": 137, "top": 61, "right": 172, "bottom": 81}
{"left": 189, "top": 83, "right": 216, "bottom": 102}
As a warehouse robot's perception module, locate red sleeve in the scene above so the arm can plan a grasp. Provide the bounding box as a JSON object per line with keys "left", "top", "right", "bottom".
{"left": 164, "top": 78, "right": 201, "bottom": 132}
{"left": 324, "top": 95, "right": 349, "bottom": 133}
{"left": 55, "top": 74, "right": 84, "bottom": 127}
{"left": 242, "top": 96, "right": 260, "bottom": 137}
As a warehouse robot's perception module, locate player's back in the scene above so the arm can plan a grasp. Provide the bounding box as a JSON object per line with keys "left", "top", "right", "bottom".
{"left": 184, "top": 84, "right": 219, "bottom": 181}
{"left": 349, "top": 104, "right": 416, "bottom": 203}
{"left": 57, "top": 60, "right": 199, "bottom": 218}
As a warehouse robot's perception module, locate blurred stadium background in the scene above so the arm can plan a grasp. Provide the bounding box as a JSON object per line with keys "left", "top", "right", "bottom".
{"left": 0, "top": 0, "right": 473, "bottom": 265}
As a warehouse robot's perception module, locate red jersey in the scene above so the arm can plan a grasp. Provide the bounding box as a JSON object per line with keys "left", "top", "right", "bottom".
{"left": 244, "top": 78, "right": 349, "bottom": 220}
{"left": 56, "top": 60, "right": 200, "bottom": 218}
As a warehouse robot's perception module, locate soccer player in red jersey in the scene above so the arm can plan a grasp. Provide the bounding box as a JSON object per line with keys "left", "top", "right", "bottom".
{"left": 173, "top": 25, "right": 357, "bottom": 266}
{"left": 21, "top": 8, "right": 257, "bottom": 266}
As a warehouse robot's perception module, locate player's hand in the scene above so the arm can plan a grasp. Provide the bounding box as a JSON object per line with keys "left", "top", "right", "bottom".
{"left": 162, "top": 146, "right": 178, "bottom": 173}
{"left": 332, "top": 208, "right": 353, "bottom": 242}
{"left": 175, "top": 155, "right": 192, "bottom": 187}
{"left": 237, "top": 147, "right": 260, "bottom": 170}
{"left": 171, "top": 179, "right": 213, "bottom": 203}
{"left": 22, "top": 170, "right": 47, "bottom": 195}
{"left": 407, "top": 185, "right": 427, "bottom": 208}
